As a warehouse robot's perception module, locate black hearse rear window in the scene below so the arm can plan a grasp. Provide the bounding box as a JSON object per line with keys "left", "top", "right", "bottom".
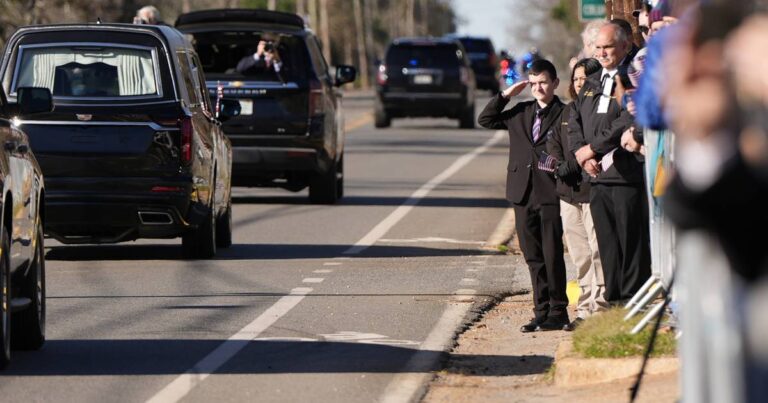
{"left": 13, "top": 44, "right": 160, "bottom": 98}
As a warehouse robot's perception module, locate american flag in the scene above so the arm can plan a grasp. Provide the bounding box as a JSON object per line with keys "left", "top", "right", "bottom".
{"left": 537, "top": 153, "right": 558, "bottom": 173}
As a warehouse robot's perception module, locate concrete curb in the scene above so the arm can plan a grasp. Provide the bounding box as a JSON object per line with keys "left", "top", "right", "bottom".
{"left": 554, "top": 340, "right": 678, "bottom": 387}
{"left": 482, "top": 207, "right": 521, "bottom": 254}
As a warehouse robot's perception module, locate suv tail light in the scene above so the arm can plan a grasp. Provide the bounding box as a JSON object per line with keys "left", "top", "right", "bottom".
{"left": 377, "top": 64, "right": 388, "bottom": 85}
{"left": 460, "top": 67, "right": 471, "bottom": 85}
{"left": 179, "top": 116, "right": 192, "bottom": 162}
{"left": 309, "top": 79, "right": 324, "bottom": 116}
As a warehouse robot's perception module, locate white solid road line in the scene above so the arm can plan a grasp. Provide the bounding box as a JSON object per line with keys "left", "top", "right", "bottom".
{"left": 145, "top": 287, "right": 313, "bottom": 403}
{"left": 343, "top": 130, "right": 506, "bottom": 255}
{"left": 378, "top": 295, "right": 475, "bottom": 403}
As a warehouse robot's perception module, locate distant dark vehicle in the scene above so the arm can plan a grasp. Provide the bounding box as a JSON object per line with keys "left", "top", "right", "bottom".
{"left": 0, "top": 86, "right": 51, "bottom": 368}
{"left": 176, "top": 9, "right": 357, "bottom": 204}
{"left": 0, "top": 23, "right": 238, "bottom": 259}
{"left": 375, "top": 37, "right": 476, "bottom": 129}
{"left": 445, "top": 35, "right": 499, "bottom": 93}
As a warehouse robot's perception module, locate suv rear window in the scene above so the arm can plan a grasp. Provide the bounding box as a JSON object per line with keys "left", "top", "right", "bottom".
{"left": 458, "top": 39, "right": 493, "bottom": 54}
{"left": 13, "top": 44, "right": 159, "bottom": 98}
{"left": 386, "top": 44, "right": 463, "bottom": 68}
{"left": 190, "top": 32, "right": 309, "bottom": 83}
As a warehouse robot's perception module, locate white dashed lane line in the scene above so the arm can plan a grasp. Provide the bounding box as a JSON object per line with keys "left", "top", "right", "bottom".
{"left": 302, "top": 278, "right": 325, "bottom": 283}
{"left": 146, "top": 287, "right": 313, "bottom": 403}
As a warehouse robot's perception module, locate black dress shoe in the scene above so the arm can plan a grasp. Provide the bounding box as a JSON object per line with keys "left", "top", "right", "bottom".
{"left": 537, "top": 316, "right": 570, "bottom": 331}
{"left": 564, "top": 317, "right": 584, "bottom": 332}
{"left": 520, "top": 317, "right": 545, "bottom": 333}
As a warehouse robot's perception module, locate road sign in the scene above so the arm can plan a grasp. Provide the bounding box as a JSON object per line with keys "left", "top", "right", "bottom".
{"left": 580, "top": 0, "right": 606, "bottom": 21}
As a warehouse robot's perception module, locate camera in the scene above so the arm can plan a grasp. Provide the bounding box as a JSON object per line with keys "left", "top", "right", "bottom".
{"left": 264, "top": 42, "right": 274, "bottom": 52}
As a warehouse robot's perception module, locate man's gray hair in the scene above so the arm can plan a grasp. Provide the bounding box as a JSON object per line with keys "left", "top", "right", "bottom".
{"left": 137, "top": 5, "right": 161, "bottom": 23}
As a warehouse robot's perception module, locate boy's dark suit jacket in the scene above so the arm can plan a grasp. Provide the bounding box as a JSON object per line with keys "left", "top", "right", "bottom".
{"left": 478, "top": 94, "right": 565, "bottom": 206}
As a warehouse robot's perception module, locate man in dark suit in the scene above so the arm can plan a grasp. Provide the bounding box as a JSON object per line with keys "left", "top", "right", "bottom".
{"left": 569, "top": 23, "right": 651, "bottom": 303}
{"left": 479, "top": 59, "right": 570, "bottom": 332}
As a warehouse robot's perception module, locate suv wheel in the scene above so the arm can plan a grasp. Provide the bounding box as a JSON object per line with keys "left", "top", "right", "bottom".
{"left": 309, "top": 162, "right": 339, "bottom": 204}
{"left": 459, "top": 104, "right": 475, "bottom": 129}
{"left": 182, "top": 208, "right": 217, "bottom": 259}
{"left": 336, "top": 153, "right": 344, "bottom": 199}
{"left": 215, "top": 201, "right": 233, "bottom": 248}
{"left": 0, "top": 228, "right": 11, "bottom": 369}
{"left": 12, "top": 218, "right": 45, "bottom": 350}
{"left": 374, "top": 103, "right": 391, "bottom": 128}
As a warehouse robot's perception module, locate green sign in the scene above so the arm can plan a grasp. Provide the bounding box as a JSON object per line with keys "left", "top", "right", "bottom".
{"left": 580, "top": 0, "right": 606, "bottom": 21}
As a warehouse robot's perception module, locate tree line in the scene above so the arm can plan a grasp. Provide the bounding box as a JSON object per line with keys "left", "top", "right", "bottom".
{"left": 0, "top": 0, "right": 458, "bottom": 88}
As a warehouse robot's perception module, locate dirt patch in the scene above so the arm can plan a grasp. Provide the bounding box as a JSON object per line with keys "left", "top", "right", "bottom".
{"left": 422, "top": 292, "right": 679, "bottom": 403}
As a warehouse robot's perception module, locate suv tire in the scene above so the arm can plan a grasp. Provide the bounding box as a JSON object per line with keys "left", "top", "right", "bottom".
{"left": 374, "top": 104, "right": 391, "bottom": 128}
{"left": 11, "top": 219, "right": 45, "bottom": 351}
{"left": 336, "top": 153, "right": 344, "bottom": 199}
{"left": 0, "top": 228, "right": 10, "bottom": 369}
{"left": 459, "top": 104, "right": 475, "bottom": 129}
{"left": 309, "top": 162, "right": 339, "bottom": 204}
{"left": 182, "top": 208, "right": 217, "bottom": 259}
{"left": 215, "top": 202, "right": 233, "bottom": 248}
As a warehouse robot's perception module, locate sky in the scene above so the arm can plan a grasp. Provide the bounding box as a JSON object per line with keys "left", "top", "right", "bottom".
{"left": 453, "top": 0, "right": 520, "bottom": 54}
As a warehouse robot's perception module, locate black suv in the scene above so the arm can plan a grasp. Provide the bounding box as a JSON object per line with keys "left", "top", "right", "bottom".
{"left": 0, "top": 23, "right": 239, "bottom": 259}
{"left": 0, "top": 87, "right": 51, "bottom": 368}
{"left": 374, "top": 37, "right": 476, "bottom": 129}
{"left": 445, "top": 35, "right": 499, "bottom": 93}
{"left": 176, "top": 9, "right": 357, "bottom": 204}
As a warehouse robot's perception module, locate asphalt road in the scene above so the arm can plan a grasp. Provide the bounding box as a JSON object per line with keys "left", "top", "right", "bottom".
{"left": 0, "top": 94, "right": 532, "bottom": 402}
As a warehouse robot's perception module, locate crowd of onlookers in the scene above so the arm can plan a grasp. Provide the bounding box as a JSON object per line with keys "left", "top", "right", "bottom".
{"left": 489, "top": 0, "right": 768, "bottom": 400}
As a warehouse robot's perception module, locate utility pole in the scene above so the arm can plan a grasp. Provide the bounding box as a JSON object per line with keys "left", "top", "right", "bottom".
{"left": 308, "top": 0, "right": 317, "bottom": 29}
{"left": 363, "top": 0, "right": 376, "bottom": 73}
{"left": 405, "top": 0, "right": 415, "bottom": 36}
{"left": 268, "top": 0, "right": 277, "bottom": 10}
{"left": 353, "top": 0, "right": 369, "bottom": 87}
{"left": 296, "top": 0, "right": 305, "bottom": 18}
{"left": 319, "top": 0, "right": 332, "bottom": 63}
{"left": 419, "top": 0, "right": 429, "bottom": 35}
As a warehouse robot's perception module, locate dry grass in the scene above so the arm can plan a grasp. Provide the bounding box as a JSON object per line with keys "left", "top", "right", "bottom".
{"left": 571, "top": 308, "right": 676, "bottom": 358}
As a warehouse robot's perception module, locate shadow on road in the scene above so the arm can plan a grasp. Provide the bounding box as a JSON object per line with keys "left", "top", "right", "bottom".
{"left": 45, "top": 243, "right": 497, "bottom": 261}
{"left": 232, "top": 195, "right": 507, "bottom": 208}
{"left": 2, "top": 339, "right": 549, "bottom": 377}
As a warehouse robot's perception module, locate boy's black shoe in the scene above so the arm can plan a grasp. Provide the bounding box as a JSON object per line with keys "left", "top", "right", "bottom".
{"left": 537, "top": 316, "right": 570, "bottom": 331}
{"left": 520, "top": 317, "right": 546, "bottom": 333}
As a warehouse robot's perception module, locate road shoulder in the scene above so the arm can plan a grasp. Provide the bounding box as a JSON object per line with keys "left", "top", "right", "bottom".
{"left": 421, "top": 292, "right": 679, "bottom": 403}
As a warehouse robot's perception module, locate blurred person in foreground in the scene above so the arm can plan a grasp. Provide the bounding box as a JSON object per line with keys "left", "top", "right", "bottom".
{"left": 478, "top": 60, "right": 570, "bottom": 332}
{"left": 548, "top": 57, "right": 608, "bottom": 329}
{"left": 568, "top": 23, "right": 651, "bottom": 304}
{"left": 660, "top": 6, "right": 768, "bottom": 401}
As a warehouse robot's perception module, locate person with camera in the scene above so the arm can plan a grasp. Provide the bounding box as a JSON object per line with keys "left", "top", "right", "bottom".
{"left": 568, "top": 22, "right": 651, "bottom": 304}
{"left": 236, "top": 40, "right": 283, "bottom": 76}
